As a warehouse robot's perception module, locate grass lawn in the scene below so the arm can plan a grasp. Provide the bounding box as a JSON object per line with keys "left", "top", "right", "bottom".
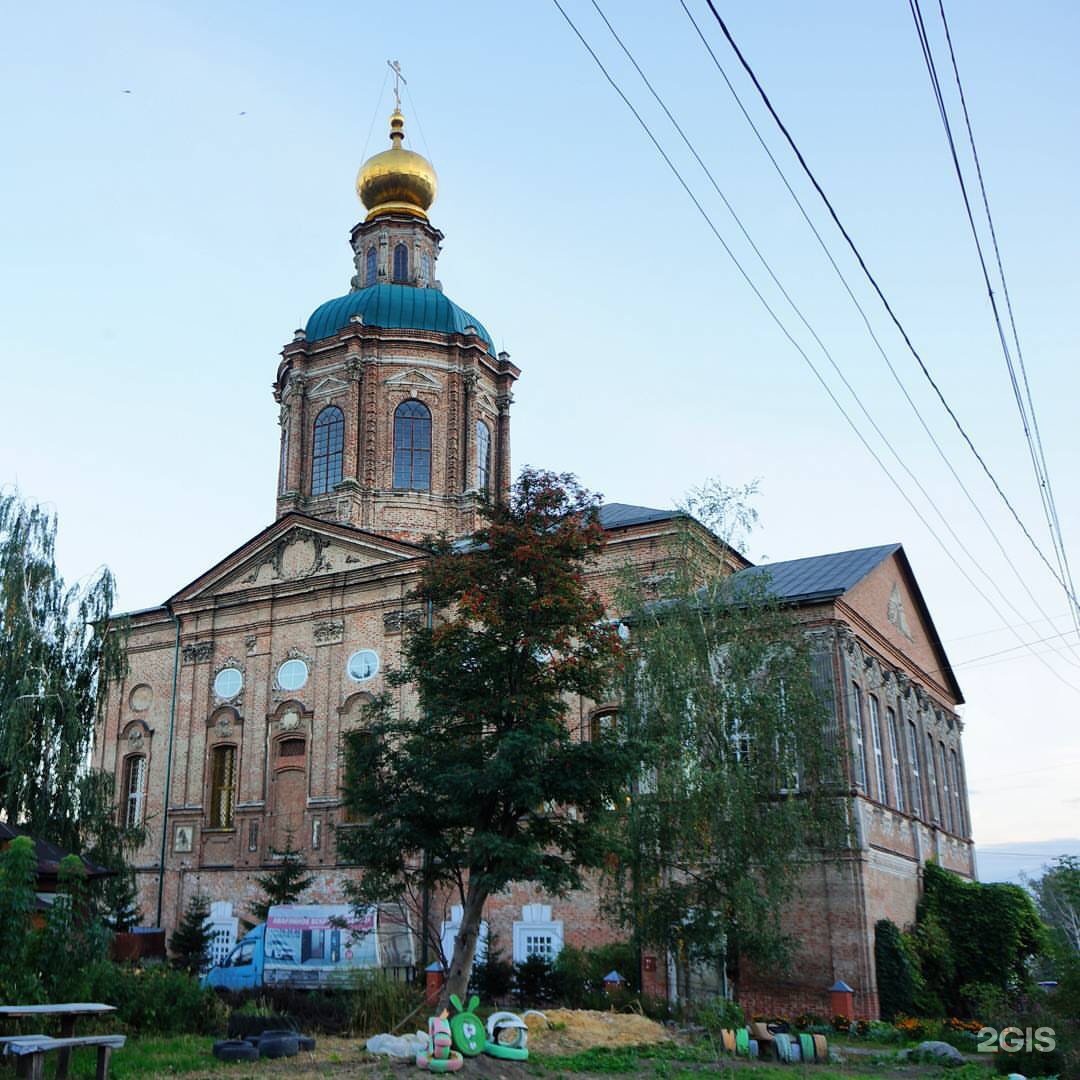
{"left": 42, "top": 1034, "right": 998, "bottom": 1080}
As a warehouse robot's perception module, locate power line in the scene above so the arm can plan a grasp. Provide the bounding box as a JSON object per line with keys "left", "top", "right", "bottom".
{"left": 676, "top": 0, "right": 1080, "bottom": 673}
{"left": 916, "top": 0, "right": 1080, "bottom": 643}
{"left": 698, "top": 0, "right": 1080, "bottom": 621}
{"left": 954, "top": 626, "right": 1080, "bottom": 669}
{"left": 548, "top": 0, "right": 1080, "bottom": 695}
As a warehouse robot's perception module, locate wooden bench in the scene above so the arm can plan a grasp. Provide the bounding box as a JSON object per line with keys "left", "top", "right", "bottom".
{"left": 3, "top": 1034, "right": 126, "bottom": 1080}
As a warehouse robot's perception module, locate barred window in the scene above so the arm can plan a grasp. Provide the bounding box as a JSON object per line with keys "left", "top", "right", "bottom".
{"left": 393, "top": 400, "right": 431, "bottom": 490}
{"left": 850, "top": 683, "right": 868, "bottom": 791}
{"left": 907, "top": 720, "right": 923, "bottom": 817}
{"left": 122, "top": 754, "right": 146, "bottom": 828}
{"left": 475, "top": 420, "right": 491, "bottom": 492}
{"left": 311, "top": 406, "right": 344, "bottom": 495}
{"left": 869, "top": 695, "right": 887, "bottom": 802}
{"left": 887, "top": 708, "right": 905, "bottom": 812}
{"left": 950, "top": 748, "right": 965, "bottom": 835}
{"left": 278, "top": 738, "right": 306, "bottom": 759}
{"left": 939, "top": 741, "right": 953, "bottom": 832}
{"left": 209, "top": 745, "right": 236, "bottom": 829}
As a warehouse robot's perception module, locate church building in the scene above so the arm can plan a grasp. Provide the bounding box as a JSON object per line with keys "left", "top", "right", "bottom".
{"left": 95, "top": 102, "right": 975, "bottom": 1018}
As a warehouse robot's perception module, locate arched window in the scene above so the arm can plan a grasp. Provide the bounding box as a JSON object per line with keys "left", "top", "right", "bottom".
{"left": 420, "top": 252, "right": 431, "bottom": 285}
{"left": 475, "top": 420, "right": 491, "bottom": 492}
{"left": 311, "top": 406, "right": 344, "bottom": 495}
{"left": 393, "top": 400, "right": 431, "bottom": 490}
{"left": 392, "top": 242, "right": 408, "bottom": 282}
{"left": 365, "top": 246, "right": 377, "bottom": 286}
{"left": 122, "top": 754, "right": 146, "bottom": 828}
{"left": 209, "top": 745, "right": 236, "bottom": 829}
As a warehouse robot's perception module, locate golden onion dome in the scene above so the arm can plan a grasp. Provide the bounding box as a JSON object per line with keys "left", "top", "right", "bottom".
{"left": 356, "top": 109, "right": 437, "bottom": 222}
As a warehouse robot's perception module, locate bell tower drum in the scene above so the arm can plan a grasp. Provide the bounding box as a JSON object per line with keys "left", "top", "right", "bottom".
{"left": 273, "top": 98, "right": 519, "bottom": 544}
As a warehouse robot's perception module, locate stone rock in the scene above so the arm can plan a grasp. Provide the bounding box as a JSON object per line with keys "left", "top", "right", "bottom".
{"left": 899, "top": 1040, "right": 965, "bottom": 1064}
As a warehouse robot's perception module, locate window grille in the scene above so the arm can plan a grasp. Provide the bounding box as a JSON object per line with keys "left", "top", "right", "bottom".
{"left": 311, "top": 406, "right": 344, "bottom": 495}
{"left": 209, "top": 745, "right": 236, "bottom": 829}
{"left": 887, "top": 708, "right": 905, "bottom": 812}
{"left": 122, "top": 755, "right": 146, "bottom": 828}
{"left": 907, "top": 720, "right": 923, "bottom": 817}
{"left": 849, "top": 684, "right": 868, "bottom": 791}
{"left": 393, "top": 400, "right": 431, "bottom": 490}
{"left": 475, "top": 420, "right": 491, "bottom": 492}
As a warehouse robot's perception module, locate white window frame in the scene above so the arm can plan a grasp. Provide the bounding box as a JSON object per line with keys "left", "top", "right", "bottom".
{"left": 512, "top": 903, "right": 563, "bottom": 964}
{"left": 124, "top": 755, "right": 146, "bottom": 828}
{"left": 849, "top": 683, "right": 868, "bottom": 791}
{"left": 868, "top": 695, "right": 887, "bottom": 803}
{"left": 440, "top": 904, "right": 488, "bottom": 966}
{"left": 886, "top": 708, "right": 905, "bottom": 812}
{"left": 907, "top": 719, "right": 922, "bottom": 817}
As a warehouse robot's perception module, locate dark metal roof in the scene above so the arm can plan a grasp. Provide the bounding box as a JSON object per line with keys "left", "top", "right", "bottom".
{"left": 598, "top": 503, "right": 681, "bottom": 530}
{"left": 730, "top": 544, "right": 901, "bottom": 603}
{"left": 0, "top": 822, "right": 113, "bottom": 880}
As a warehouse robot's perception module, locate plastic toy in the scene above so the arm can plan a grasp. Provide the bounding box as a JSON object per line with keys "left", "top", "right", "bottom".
{"left": 415, "top": 1016, "right": 463, "bottom": 1072}
{"left": 447, "top": 995, "right": 486, "bottom": 1057}
{"left": 484, "top": 1011, "right": 529, "bottom": 1061}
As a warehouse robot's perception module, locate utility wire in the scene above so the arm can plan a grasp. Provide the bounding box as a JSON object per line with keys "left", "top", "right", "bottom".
{"left": 548, "top": 0, "right": 1080, "bottom": 695}
{"left": 595, "top": 0, "right": 1080, "bottom": 672}
{"left": 698, "top": 0, "right": 1080, "bottom": 619}
{"left": 919, "top": 0, "right": 1080, "bottom": 641}
{"left": 675, "top": 0, "right": 1080, "bottom": 672}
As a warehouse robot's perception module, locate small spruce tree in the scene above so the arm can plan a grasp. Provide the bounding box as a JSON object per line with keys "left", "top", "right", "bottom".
{"left": 170, "top": 892, "right": 212, "bottom": 975}
{"left": 249, "top": 835, "right": 314, "bottom": 923}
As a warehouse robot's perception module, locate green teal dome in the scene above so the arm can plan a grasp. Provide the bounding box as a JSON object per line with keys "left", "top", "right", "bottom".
{"left": 305, "top": 284, "right": 495, "bottom": 354}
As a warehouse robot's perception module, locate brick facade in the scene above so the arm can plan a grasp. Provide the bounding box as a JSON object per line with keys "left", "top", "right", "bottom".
{"left": 93, "top": 148, "right": 974, "bottom": 1022}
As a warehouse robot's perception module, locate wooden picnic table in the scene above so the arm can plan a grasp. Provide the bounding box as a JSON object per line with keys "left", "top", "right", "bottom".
{"left": 0, "top": 1003, "right": 116, "bottom": 1079}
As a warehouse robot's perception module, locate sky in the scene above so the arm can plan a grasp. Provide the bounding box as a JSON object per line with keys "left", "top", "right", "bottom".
{"left": 1, "top": 1, "right": 1077, "bottom": 855}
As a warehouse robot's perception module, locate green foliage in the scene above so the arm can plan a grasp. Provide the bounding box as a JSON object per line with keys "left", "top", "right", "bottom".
{"left": 469, "top": 936, "right": 514, "bottom": 1002}
{"left": 249, "top": 835, "right": 314, "bottom": 923}
{"left": 0, "top": 493, "right": 126, "bottom": 848}
{"left": 338, "top": 469, "right": 634, "bottom": 1000}
{"left": 553, "top": 942, "right": 641, "bottom": 1007}
{"left": 874, "top": 918, "right": 918, "bottom": 1020}
{"left": 513, "top": 954, "right": 559, "bottom": 1006}
{"left": 914, "top": 862, "right": 1045, "bottom": 1014}
{"left": 694, "top": 996, "right": 744, "bottom": 1035}
{"left": 604, "top": 480, "right": 847, "bottom": 974}
{"left": 1028, "top": 854, "right": 1080, "bottom": 957}
{"left": 0, "top": 494, "right": 142, "bottom": 932}
{"left": 0, "top": 834, "right": 43, "bottom": 1001}
{"left": 169, "top": 893, "right": 212, "bottom": 975}
{"left": 350, "top": 969, "right": 423, "bottom": 1036}
{"left": 81, "top": 960, "right": 226, "bottom": 1035}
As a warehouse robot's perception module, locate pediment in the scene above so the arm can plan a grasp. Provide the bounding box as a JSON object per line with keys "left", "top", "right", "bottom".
{"left": 170, "top": 516, "right": 424, "bottom": 603}
{"left": 845, "top": 550, "right": 962, "bottom": 702}
{"left": 309, "top": 375, "right": 350, "bottom": 399}
{"left": 384, "top": 368, "right": 442, "bottom": 390}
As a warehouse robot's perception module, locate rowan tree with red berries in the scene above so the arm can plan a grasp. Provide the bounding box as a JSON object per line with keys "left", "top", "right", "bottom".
{"left": 338, "top": 469, "right": 634, "bottom": 1004}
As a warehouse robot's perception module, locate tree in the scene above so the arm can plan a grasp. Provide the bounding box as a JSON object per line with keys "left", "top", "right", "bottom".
{"left": 0, "top": 493, "right": 126, "bottom": 850}
{"left": 912, "top": 862, "right": 1045, "bottom": 1015}
{"left": 170, "top": 892, "right": 213, "bottom": 974}
{"left": 1028, "top": 855, "right": 1080, "bottom": 955}
{"left": 249, "top": 835, "right": 314, "bottom": 923}
{"left": 602, "top": 480, "right": 846, "bottom": 986}
{"left": 338, "top": 469, "right": 634, "bottom": 1005}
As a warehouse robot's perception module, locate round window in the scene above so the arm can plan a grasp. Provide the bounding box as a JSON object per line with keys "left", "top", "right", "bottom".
{"left": 276, "top": 659, "right": 309, "bottom": 691}
{"left": 213, "top": 667, "right": 243, "bottom": 699}
{"left": 347, "top": 649, "right": 380, "bottom": 682}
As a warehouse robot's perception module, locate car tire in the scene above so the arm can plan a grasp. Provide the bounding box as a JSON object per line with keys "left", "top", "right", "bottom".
{"left": 259, "top": 1035, "right": 299, "bottom": 1059}
{"left": 212, "top": 1039, "right": 260, "bottom": 1062}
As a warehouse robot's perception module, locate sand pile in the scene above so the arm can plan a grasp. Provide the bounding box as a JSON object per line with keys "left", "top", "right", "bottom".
{"left": 524, "top": 1008, "right": 672, "bottom": 1053}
